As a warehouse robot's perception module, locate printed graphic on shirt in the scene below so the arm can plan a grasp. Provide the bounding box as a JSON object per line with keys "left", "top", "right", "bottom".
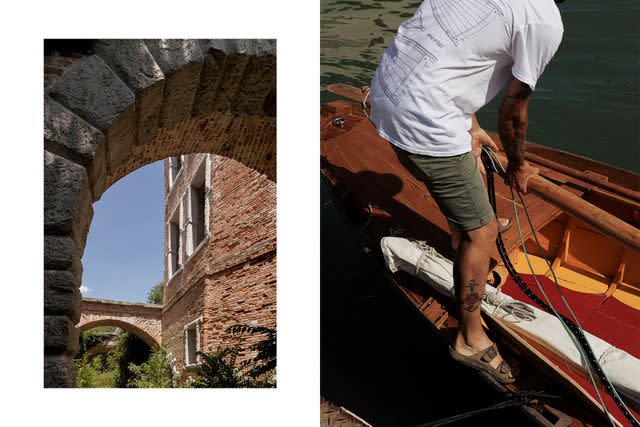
{"left": 376, "top": 33, "right": 438, "bottom": 106}
{"left": 430, "top": 0, "right": 503, "bottom": 46}
{"left": 402, "top": 6, "right": 425, "bottom": 30}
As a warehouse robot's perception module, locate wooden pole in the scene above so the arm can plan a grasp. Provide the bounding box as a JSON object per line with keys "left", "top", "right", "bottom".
{"left": 524, "top": 151, "right": 640, "bottom": 202}
{"left": 493, "top": 152, "right": 640, "bottom": 253}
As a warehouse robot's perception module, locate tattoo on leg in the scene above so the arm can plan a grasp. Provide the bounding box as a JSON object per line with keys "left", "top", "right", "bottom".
{"left": 458, "top": 279, "right": 481, "bottom": 312}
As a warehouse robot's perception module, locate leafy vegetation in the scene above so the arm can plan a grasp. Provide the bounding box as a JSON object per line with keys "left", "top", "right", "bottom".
{"left": 226, "top": 325, "right": 276, "bottom": 384}
{"left": 76, "top": 354, "right": 119, "bottom": 388}
{"left": 74, "top": 323, "right": 277, "bottom": 388}
{"left": 190, "top": 346, "right": 245, "bottom": 388}
{"left": 127, "top": 347, "right": 174, "bottom": 388}
{"left": 189, "top": 324, "right": 276, "bottom": 388}
{"left": 147, "top": 281, "right": 165, "bottom": 304}
{"left": 74, "top": 329, "right": 151, "bottom": 388}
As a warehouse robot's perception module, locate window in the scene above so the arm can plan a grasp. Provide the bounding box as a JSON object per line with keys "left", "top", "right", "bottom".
{"left": 187, "top": 157, "right": 208, "bottom": 256}
{"left": 168, "top": 156, "right": 183, "bottom": 188}
{"left": 167, "top": 203, "right": 182, "bottom": 276}
{"left": 184, "top": 317, "right": 202, "bottom": 366}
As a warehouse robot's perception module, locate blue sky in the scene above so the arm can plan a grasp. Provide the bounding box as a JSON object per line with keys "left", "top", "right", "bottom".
{"left": 80, "top": 160, "right": 165, "bottom": 303}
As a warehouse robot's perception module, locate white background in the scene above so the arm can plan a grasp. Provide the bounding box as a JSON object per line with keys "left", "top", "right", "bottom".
{"left": 0, "top": 1, "right": 320, "bottom": 425}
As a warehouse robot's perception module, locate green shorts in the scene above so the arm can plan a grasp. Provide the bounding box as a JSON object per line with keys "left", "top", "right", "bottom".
{"left": 392, "top": 144, "right": 495, "bottom": 231}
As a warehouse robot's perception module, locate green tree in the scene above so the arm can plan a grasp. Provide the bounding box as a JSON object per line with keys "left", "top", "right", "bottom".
{"left": 190, "top": 346, "right": 246, "bottom": 388}
{"left": 128, "top": 347, "right": 174, "bottom": 388}
{"left": 227, "top": 324, "right": 276, "bottom": 386}
{"left": 190, "top": 325, "right": 277, "bottom": 388}
{"left": 147, "top": 281, "right": 165, "bottom": 304}
{"left": 75, "top": 354, "right": 119, "bottom": 388}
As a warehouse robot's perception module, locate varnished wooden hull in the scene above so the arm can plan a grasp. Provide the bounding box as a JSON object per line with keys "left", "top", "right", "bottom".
{"left": 320, "top": 97, "right": 640, "bottom": 427}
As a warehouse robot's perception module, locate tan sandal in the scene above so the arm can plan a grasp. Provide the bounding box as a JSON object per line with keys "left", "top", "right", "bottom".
{"left": 449, "top": 342, "right": 516, "bottom": 384}
{"left": 498, "top": 217, "right": 512, "bottom": 233}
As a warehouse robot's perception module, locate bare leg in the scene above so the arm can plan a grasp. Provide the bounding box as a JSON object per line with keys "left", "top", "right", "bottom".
{"left": 452, "top": 219, "right": 512, "bottom": 376}
{"left": 450, "top": 218, "right": 509, "bottom": 252}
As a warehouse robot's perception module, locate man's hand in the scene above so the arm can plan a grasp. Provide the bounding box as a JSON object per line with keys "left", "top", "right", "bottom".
{"left": 505, "top": 161, "right": 539, "bottom": 194}
{"left": 469, "top": 123, "right": 499, "bottom": 177}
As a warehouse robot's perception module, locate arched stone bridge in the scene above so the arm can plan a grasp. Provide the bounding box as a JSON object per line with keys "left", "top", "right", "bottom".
{"left": 77, "top": 298, "right": 163, "bottom": 348}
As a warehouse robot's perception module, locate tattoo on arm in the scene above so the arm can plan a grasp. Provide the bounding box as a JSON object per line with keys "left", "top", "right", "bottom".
{"left": 458, "top": 279, "right": 482, "bottom": 312}
{"left": 505, "top": 84, "right": 532, "bottom": 101}
{"left": 498, "top": 80, "right": 532, "bottom": 168}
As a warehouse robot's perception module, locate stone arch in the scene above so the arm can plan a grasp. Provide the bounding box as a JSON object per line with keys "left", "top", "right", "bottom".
{"left": 77, "top": 297, "right": 163, "bottom": 349}
{"left": 44, "top": 39, "right": 276, "bottom": 387}
{"left": 78, "top": 319, "right": 160, "bottom": 349}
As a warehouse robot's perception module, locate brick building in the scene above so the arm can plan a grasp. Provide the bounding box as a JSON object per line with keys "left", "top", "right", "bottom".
{"left": 161, "top": 153, "right": 276, "bottom": 380}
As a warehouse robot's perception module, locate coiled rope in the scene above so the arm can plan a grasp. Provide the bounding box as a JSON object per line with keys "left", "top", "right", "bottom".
{"left": 481, "top": 147, "right": 639, "bottom": 427}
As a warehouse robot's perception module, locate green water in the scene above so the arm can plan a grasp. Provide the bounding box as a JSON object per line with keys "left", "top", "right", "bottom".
{"left": 321, "top": 0, "right": 640, "bottom": 173}
{"left": 321, "top": 1, "right": 639, "bottom": 425}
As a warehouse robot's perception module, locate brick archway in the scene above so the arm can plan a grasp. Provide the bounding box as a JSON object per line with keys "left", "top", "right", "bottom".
{"left": 77, "top": 298, "right": 163, "bottom": 348}
{"left": 44, "top": 39, "right": 276, "bottom": 387}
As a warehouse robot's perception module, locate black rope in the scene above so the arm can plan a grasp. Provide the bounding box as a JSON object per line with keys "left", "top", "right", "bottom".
{"left": 414, "top": 390, "right": 559, "bottom": 427}
{"left": 481, "top": 151, "right": 638, "bottom": 427}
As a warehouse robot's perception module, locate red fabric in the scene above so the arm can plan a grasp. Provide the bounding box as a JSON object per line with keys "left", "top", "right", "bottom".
{"left": 502, "top": 274, "right": 640, "bottom": 425}
{"left": 583, "top": 297, "right": 640, "bottom": 359}
{"left": 502, "top": 274, "right": 606, "bottom": 323}
{"left": 501, "top": 274, "right": 640, "bottom": 358}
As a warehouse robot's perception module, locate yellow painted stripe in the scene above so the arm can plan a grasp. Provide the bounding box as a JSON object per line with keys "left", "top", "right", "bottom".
{"left": 512, "top": 253, "right": 640, "bottom": 310}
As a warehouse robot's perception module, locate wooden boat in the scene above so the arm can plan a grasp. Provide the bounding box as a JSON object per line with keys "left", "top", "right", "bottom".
{"left": 320, "top": 84, "right": 640, "bottom": 427}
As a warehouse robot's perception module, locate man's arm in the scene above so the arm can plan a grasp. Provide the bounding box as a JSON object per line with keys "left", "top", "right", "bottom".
{"left": 498, "top": 78, "right": 539, "bottom": 194}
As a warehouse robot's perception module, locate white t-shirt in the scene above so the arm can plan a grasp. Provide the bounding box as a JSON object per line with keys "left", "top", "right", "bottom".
{"left": 369, "top": 0, "right": 563, "bottom": 156}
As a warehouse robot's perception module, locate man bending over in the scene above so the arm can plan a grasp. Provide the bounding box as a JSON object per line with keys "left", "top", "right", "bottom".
{"left": 369, "top": 0, "right": 563, "bottom": 382}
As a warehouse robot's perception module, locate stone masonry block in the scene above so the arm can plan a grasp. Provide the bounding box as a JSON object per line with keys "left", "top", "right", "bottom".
{"left": 44, "top": 235, "right": 75, "bottom": 270}
{"left": 144, "top": 39, "right": 204, "bottom": 75}
{"left": 191, "top": 49, "right": 226, "bottom": 117}
{"left": 93, "top": 40, "right": 166, "bottom": 147}
{"left": 44, "top": 97, "right": 105, "bottom": 166}
{"left": 198, "top": 39, "right": 276, "bottom": 57}
{"left": 44, "top": 355, "right": 76, "bottom": 388}
{"left": 231, "top": 54, "right": 276, "bottom": 115}
{"left": 209, "top": 53, "right": 250, "bottom": 113}
{"left": 44, "top": 315, "right": 79, "bottom": 356}
{"left": 145, "top": 39, "right": 204, "bottom": 127}
{"left": 92, "top": 40, "right": 164, "bottom": 93}
{"left": 44, "top": 100, "right": 107, "bottom": 199}
{"left": 44, "top": 151, "right": 92, "bottom": 237}
{"left": 47, "top": 54, "right": 135, "bottom": 132}
{"left": 46, "top": 55, "right": 137, "bottom": 181}
{"left": 44, "top": 270, "right": 81, "bottom": 323}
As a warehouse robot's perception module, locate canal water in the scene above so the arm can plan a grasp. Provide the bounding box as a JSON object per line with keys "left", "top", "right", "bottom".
{"left": 321, "top": 1, "right": 639, "bottom": 426}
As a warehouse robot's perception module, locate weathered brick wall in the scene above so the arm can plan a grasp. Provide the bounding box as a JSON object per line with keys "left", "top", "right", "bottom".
{"left": 207, "top": 155, "right": 276, "bottom": 261}
{"left": 201, "top": 155, "right": 277, "bottom": 363}
{"left": 203, "top": 254, "right": 276, "bottom": 362}
{"left": 162, "top": 153, "right": 276, "bottom": 377}
{"left": 162, "top": 279, "right": 205, "bottom": 378}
